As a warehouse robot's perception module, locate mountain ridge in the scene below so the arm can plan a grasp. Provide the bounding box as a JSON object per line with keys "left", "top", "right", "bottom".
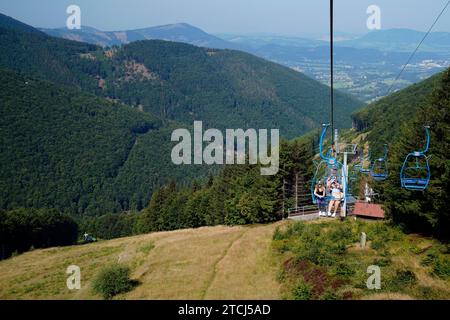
{"left": 40, "top": 22, "right": 237, "bottom": 49}
{"left": 338, "top": 28, "right": 450, "bottom": 52}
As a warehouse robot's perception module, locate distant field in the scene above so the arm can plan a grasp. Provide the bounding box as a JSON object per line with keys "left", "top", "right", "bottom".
{"left": 0, "top": 220, "right": 448, "bottom": 300}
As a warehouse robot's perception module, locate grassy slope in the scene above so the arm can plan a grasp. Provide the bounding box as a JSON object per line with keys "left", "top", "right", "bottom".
{"left": 0, "top": 223, "right": 282, "bottom": 300}
{"left": 0, "top": 220, "right": 448, "bottom": 300}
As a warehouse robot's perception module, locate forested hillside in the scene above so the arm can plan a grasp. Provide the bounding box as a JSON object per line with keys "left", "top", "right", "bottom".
{"left": 0, "top": 70, "right": 205, "bottom": 216}
{"left": 352, "top": 73, "right": 443, "bottom": 153}
{"left": 352, "top": 71, "right": 443, "bottom": 155}
{"left": 106, "top": 41, "right": 362, "bottom": 137}
{"left": 79, "top": 136, "right": 315, "bottom": 239}
{"left": 353, "top": 68, "right": 450, "bottom": 239}
{"left": 0, "top": 20, "right": 101, "bottom": 92}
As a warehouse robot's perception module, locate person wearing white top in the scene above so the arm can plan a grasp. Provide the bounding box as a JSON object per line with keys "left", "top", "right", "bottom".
{"left": 327, "top": 182, "right": 343, "bottom": 217}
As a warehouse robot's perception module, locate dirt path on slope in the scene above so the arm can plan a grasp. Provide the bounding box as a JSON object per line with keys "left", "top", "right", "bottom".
{"left": 203, "top": 223, "right": 282, "bottom": 300}
{"left": 125, "top": 223, "right": 283, "bottom": 300}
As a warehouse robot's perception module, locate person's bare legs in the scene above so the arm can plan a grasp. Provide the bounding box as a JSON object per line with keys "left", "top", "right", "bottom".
{"left": 328, "top": 201, "right": 334, "bottom": 216}
{"left": 334, "top": 201, "right": 340, "bottom": 213}
{"left": 332, "top": 200, "right": 340, "bottom": 217}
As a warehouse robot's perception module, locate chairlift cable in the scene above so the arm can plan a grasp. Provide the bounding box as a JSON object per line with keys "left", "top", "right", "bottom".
{"left": 385, "top": 0, "right": 450, "bottom": 96}
{"left": 330, "top": 0, "right": 335, "bottom": 146}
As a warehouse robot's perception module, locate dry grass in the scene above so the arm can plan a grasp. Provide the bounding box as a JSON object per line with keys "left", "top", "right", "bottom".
{"left": 0, "top": 223, "right": 284, "bottom": 300}
{"left": 203, "top": 223, "right": 282, "bottom": 300}
{"left": 1, "top": 219, "right": 447, "bottom": 300}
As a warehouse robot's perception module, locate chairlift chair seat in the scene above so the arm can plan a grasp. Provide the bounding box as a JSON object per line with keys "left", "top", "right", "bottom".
{"left": 400, "top": 127, "right": 431, "bottom": 191}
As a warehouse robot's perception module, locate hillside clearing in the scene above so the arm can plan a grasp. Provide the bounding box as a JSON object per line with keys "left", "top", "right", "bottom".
{"left": 0, "top": 219, "right": 448, "bottom": 300}
{"left": 0, "top": 223, "right": 283, "bottom": 300}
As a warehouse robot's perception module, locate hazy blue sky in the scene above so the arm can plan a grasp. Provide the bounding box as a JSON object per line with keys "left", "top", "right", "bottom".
{"left": 0, "top": 0, "right": 449, "bottom": 36}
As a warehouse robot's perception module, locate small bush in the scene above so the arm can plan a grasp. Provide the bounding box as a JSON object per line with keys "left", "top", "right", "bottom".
{"left": 92, "top": 264, "right": 136, "bottom": 299}
{"left": 330, "top": 223, "right": 355, "bottom": 243}
{"left": 366, "top": 222, "right": 404, "bottom": 245}
{"left": 333, "top": 261, "right": 356, "bottom": 278}
{"left": 421, "top": 251, "right": 438, "bottom": 266}
{"left": 329, "top": 241, "right": 347, "bottom": 255}
{"left": 433, "top": 256, "right": 450, "bottom": 280}
{"left": 321, "top": 288, "right": 339, "bottom": 300}
{"left": 371, "top": 238, "right": 386, "bottom": 251}
{"left": 292, "top": 280, "right": 312, "bottom": 300}
{"left": 273, "top": 239, "right": 292, "bottom": 254}
{"left": 289, "top": 222, "right": 306, "bottom": 237}
{"left": 388, "top": 269, "right": 417, "bottom": 290}
{"left": 373, "top": 257, "right": 391, "bottom": 267}
{"left": 273, "top": 227, "right": 285, "bottom": 241}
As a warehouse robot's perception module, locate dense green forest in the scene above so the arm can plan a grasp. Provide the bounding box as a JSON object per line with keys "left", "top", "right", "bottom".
{"left": 0, "top": 22, "right": 101, "bottom": 92}
{"left": 103, "top": 40, "right": 363, "bottom": 137}
{"left": 0, "top": 70, "right": 206, "bottom": 216}
{"left": 79, "top": 136, "right": 315, "bottom": 238}
{"left": 353, "top": 68, "right": 450, "bottom": 239}
{"left": 0, "top": 208, "right": 78, "bottom": 259}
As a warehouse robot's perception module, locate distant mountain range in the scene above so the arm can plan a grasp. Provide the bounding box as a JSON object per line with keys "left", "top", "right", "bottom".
{"left": 338, "top": 28, "right": 450, "bottom": 53}
{"left": 40, "top": 23, "right": 237, "bottom": 49}
{"left": 40, "top": 23, "right": 450, "bottom": 102}
{"left": 41, "top": 23, "right": 450, "bottom": 54}
{"left": 217, "top": 34, "right": 324, "bottom": 49}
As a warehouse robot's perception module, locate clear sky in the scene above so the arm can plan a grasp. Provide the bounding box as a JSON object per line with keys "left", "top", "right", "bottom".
{"left": 0, "top": 0, "right": 449, "bottom": 36}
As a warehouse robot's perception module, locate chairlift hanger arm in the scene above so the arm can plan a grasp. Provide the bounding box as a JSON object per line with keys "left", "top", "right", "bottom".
{"left": 319, "top": 124, "right": 332, "bottom": 161}
{"left": 420, "top": 126, "right": 431, "bottom": 154}
{"left": 382, "top": 144, "right": 389, "bottom": 160}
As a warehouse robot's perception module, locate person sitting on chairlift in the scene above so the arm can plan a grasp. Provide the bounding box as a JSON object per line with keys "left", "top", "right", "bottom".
{"left": 327, "top": 182, "right": 343, "bottom": 218}
{"left": 314, "top": 181, "right": 327, "bottom": 217}
{"left": 326, "top": 176, "right": 335, "bottom": 193}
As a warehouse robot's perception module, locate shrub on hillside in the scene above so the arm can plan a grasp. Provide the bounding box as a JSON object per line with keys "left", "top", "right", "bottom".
{"left": 92, "top": 264, "right": 137, "bottom": 299}
{"left": 387, "top": 268, "right": 417, "bottom": 291}
{"left": 292, "top": 280, "right": 312, "bottom": 300}
{"left": 433, "top": 255, "right": 450, "bottom": 280}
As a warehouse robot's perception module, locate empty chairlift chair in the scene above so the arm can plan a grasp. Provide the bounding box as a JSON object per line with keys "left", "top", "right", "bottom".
{"left": 359, "top": 151, "right": 371, "bottom": 175}
{"left": 400, "top": 126, "right": 431, "bottom": 191}
{"left": 370, "top": 144, "right": 389, "bottom": 181}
